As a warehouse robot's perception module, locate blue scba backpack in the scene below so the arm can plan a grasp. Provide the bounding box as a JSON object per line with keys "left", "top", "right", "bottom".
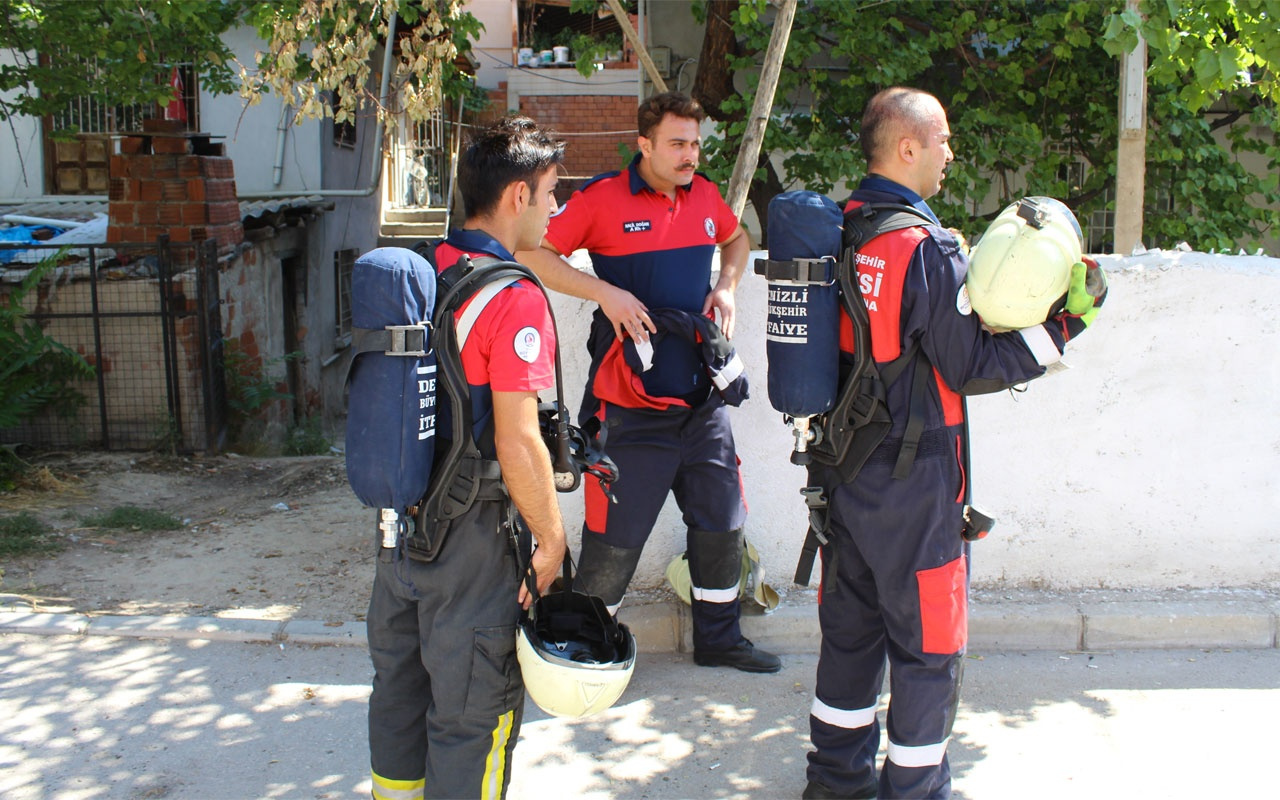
{"left": 345, "top": 246, "right": 618, "bottom": 562}
{"left": 345, "top": 247, "right": 439, "bottom": 550}
{"left": 753, "top": 192, "right": 936, "bottom": 583}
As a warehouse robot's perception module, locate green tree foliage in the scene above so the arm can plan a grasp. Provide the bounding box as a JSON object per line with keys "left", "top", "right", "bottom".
{"left": 241, "top": 0, "right": 484, "bottom": 128}
{"left": 1107, "top": 0, "right": 1280, "bottom": 248}
{"left": 0, "top": 0, "right": 249, "bottom": 133}
{"left": 699, "top": 0, "right": 1278, "bottom": 251}
{"left": 1106, "top": 0, "right": 1280, "bottom": 112}
{"left": 0, "top": 257, "right": 95, "bottom": 430}
{"left": 0, "top": 1, "right": 484, "bottom": 137}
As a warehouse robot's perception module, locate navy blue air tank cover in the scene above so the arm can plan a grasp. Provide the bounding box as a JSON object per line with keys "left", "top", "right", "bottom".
{"left": 345, "top": 247, "right": 438, "bottom": 512}
{"left": 764, "top": 191, "right": 842, "bottom": 417}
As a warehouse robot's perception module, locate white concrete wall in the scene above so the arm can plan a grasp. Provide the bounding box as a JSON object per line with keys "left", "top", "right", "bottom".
{"left": 0, "top": 49, "right": 43, "bottom": 199}
{"left": 546, "top": 249, "right": 1280, "bottom": 602}
{"left": 212, "top": 27, "right": 324, "bottom": 194}
{"left": 468, "top": 0, "right": 518, "bottom": 90}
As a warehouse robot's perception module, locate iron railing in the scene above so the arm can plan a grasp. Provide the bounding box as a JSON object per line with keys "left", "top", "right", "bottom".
{"left": 387, "top": 108, "right": 449, "bottom": 210}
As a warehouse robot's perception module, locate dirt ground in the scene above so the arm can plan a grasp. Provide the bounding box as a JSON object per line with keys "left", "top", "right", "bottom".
{"left": 0, "top": 451, "right": 374, "bottom": 622}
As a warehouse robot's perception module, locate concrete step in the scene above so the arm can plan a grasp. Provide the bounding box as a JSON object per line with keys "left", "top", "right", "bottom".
{"left": 378, "top": 221, "right": 448, "bottom": 239}
{"left": 376, "top": 234, "right": 439, "bottom": 250}
{"left": 382, "top": 207, "right": 448, "bottom": 224}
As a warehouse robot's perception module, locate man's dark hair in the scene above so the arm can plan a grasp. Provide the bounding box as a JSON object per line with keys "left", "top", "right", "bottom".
{"left": 637, "top": 91, "right": 705, "bottom": 139}
{"left": 458, "top": 116, "right": 565, "bottom": 218}
{"left": 860, "top": 86, "right": 938, "bottom": 163}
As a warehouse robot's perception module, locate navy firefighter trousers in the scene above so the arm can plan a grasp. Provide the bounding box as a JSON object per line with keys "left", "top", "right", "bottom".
{"left": 579, "top": 396, "right": 748, "bottom": 652}
{"left": 807, "top": 431, "right": 969, "bottom": 799}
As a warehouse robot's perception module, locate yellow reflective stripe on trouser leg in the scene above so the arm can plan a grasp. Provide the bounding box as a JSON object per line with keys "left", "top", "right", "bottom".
{"left": 370, "top": 772, "right": 425, "bottom": 800}
{"left": 481, "top": 710, "right": 515, "bottom": 800}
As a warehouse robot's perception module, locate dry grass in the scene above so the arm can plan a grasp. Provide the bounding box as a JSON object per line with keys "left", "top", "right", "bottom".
{"left": 0, "top": 466, "right": 86, "bottom": 510}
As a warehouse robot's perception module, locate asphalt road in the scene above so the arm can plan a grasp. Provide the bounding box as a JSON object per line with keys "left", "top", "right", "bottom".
{"left": 1, "top": 633, "right": 1275, "bottom": 799}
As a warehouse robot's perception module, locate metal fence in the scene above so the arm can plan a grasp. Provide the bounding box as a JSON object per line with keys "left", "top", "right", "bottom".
{"left": 0, "top": 237, "right": 227, "bottom": 453}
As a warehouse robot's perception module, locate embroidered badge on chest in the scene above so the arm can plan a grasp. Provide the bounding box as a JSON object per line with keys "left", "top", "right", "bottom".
{"left": 623, "top": 220, "right": 652, "bottom": 233}
{"left": 514, "top": 326, "right": 541, "bottom": 363}
{"left": 704, "top": 217, "right": 716, "bottom": 239}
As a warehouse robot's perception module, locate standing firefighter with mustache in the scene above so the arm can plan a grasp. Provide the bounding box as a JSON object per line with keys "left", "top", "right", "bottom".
{"left": 518, "top": 92, "right": 779, "bottom": 675}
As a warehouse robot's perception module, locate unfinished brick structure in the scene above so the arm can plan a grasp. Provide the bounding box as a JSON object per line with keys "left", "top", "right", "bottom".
{"left": 107, "top": 118, "right": 244, "bottom": 256}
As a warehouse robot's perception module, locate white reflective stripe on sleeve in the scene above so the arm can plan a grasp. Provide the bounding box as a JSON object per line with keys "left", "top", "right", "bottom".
{"left": 886, "top": 737, "right": 950, "bottom": 768}
{"left": 370, "top": 772, "right": 425, "bottom": 800}
{"left": 711, "top": 353, "right": 745, "bottom": 390}
{"left": 690, "top": 584, "right": 739, "bottom": 603}
{"left": 1018, "top": 324, "right": 1062, "bottom": 367}
{"left": 457, "top": 277, "right": 521, "bottom": 350}
{"left": 633, "top": 338, "right": 655, "bottom": 372}
{"left": 810, "top": 696, "right": 877, "bottom": 729}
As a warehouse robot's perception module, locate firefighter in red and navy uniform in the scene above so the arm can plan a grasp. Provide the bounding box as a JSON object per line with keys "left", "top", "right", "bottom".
{"left": 803, "top": 88, "right": 1103, "bottom": 799}
{"left": 366, "top": 118, "right": 566, "bottom": 800}
{"left": 518, "top": 92, "right": 780, "bottom": 674}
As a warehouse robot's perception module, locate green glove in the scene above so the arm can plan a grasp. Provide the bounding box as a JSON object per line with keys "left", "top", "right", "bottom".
{"left": 1058, "top": 257, "right": 1107, "bottom": 340}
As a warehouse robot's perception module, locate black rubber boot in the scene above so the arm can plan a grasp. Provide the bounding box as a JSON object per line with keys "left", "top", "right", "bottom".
{"left": 573, "top": 533, "right": 643, "bottom": 609}
{"left": 693, "top": 637, "right": 782, "bottom": 673}
{"left": 687, "top": 527, "right": 783, "bottom": 673}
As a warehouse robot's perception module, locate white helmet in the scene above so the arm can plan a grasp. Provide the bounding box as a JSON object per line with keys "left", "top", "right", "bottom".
{"left": 966, "top": 197, "right": 1083, "bottom": 331}
{"left": 516, "top": 586, "right": 636, "bottom": 719}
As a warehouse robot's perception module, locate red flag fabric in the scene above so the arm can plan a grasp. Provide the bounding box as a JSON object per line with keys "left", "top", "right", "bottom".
{"left": 164, "top": 66, "right": 187, "bottom": 123}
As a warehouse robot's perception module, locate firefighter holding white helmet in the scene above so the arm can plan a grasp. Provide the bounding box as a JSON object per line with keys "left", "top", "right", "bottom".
{"left": 966, "top": 196, "right": 1103, "bottom": 331}
{"left": 365, "top": 118, "right": 568, "bottom": 800}
{"left": 802, "top": 87, "right": 1105, "bottom": 800}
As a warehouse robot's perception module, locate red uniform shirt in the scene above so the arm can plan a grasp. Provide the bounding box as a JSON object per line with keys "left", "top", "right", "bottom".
{"left": 435, "top": 234, "right": 556, "bottom": 393}
{"left": 546, "top": 156, "right": 738, "bottom": 402}
{"left": 545, "top": 156, "right": 739, "bottom": 313}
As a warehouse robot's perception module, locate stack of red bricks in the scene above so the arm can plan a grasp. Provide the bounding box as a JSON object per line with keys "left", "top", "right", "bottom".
{"left": 107, "top": 119, "right": 244, "bottom": 256}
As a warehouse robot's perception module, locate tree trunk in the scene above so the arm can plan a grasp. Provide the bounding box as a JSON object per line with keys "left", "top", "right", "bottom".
{"left": 692, "top": 0, "right": 739, "bottom": 117}
{"left": 692, "top": 0, "right": 783, "bottom": 243}
{"left": 747, "top": 153, "right": 785, "bottom": 245}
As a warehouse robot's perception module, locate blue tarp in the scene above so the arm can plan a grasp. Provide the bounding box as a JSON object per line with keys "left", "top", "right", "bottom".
{"left": 0, "top": 224, "right": 66, "bottom": 264}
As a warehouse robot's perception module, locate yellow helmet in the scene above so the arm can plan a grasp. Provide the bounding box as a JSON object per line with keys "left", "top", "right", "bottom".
{"left": 516, "top": 587, "right": 636, "bottom": 719}
{"left": 966, "top": 197, "right": 1083, "bottom": 331}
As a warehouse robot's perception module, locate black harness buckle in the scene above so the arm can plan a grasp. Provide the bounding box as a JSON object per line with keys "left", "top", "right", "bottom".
{"left": 753, "top": 255, "right": 838, "bottom": 285}
{"left": 383, "top": 324, "right": 430, "bottom": 357}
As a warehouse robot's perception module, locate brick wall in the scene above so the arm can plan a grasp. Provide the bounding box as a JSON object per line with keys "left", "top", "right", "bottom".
{"left": 107, "top": 119, "right": 244, "bottom": 256}
{"left": 518, "top": 94, "right": 636, "bottom": 194}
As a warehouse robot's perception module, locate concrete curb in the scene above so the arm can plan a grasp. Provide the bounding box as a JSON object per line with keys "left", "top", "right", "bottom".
{"left": 3, "top": 593, "right": 1277, "bottom": 651}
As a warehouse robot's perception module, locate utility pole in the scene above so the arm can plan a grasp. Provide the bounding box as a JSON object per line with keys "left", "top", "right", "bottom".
{"left": 724, "top": 0, "right": 798, "bottom": 219}
{"left": 1114, "top": 0, "right": 1147, "bottom": 254}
